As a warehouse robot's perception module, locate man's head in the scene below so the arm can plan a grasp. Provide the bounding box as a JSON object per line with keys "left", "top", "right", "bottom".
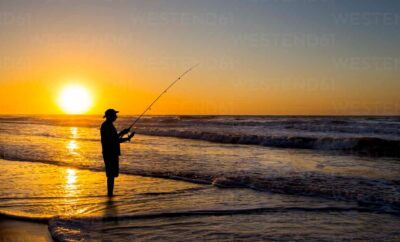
{"left": 103, "top": 109, "right": 119, "bottom": 122}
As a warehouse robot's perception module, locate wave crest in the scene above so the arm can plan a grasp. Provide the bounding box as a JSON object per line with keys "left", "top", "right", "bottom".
{"left": 138, "top": 129, "right": 400, "bottom": 157}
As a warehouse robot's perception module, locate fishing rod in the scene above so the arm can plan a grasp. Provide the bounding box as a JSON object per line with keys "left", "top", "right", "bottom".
{"left": 127, "top": 64, "right": 199, "bottom": 131}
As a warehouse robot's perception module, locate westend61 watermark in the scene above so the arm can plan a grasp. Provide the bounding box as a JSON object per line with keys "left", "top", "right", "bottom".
{"left": 29, "top": 33, "right": 137, "bottom": 48}
{"left": 130, "top": 12, "right": 234, "bottom": 26}
{"left": 232, "top": 33, "right": 335, "bottom": 48}
{"left": 244, "top": 0, "right": 334, "bottom": 3}
{"left": 132, "top": 57, "right": 235, "bottom": 71}
{"left": 333, "top": 12, "right": 400, "bottom": 26}
{"left": 233, "top": 77, "right": 337, "bottom": 92}
{"left": 44, "top": 0, "right": 126, "bottom": 2}
{"left": 0, "top": 12, "right": 32, "bottom": 26}
{"left": 332, "top": 101, "right": 400, "bottom": 115}
{"left": 333, "top": 57, "right": 400, "bottom": 71}
{"left": 0, "top": 56, "right": 32, "bottom": 70}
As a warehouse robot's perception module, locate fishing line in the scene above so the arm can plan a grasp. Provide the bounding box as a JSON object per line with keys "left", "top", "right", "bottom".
{"left": 127, "top": 64, "right": 199, "bottom": 131}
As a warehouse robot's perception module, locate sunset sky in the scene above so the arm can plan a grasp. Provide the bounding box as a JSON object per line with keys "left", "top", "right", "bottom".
{"left": 0, "top": 0, "right": 399, "bottom": 115}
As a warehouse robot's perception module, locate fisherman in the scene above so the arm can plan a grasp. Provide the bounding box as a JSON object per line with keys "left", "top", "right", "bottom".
{"left": 101, "top": 109, "right": 135, "bottom": 197}
{"left": 100, "top": 66, "right": 197, "bottom": 196}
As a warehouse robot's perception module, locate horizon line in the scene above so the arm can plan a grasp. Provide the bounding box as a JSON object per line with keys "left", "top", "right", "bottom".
{"left": 0, "top": 113, "right": 399, "bottom": 117}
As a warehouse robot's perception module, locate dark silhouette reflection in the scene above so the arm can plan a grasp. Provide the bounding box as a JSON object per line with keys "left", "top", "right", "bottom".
{"left": 104, "top": 197, "right": 118, "bottom": 217}
{"left": 100, "top": 109, "right": 135, "bottom": 196}
{"left": 101, "top": 197, "right": 119, "bottom": 237}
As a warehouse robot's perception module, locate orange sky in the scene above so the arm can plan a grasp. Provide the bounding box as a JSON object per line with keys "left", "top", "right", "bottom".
{"left": 0, "top": 1, "right": 399, "bottom": 115}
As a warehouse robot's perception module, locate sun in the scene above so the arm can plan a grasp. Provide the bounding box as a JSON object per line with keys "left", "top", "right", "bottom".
{"left": 58, "top": 84, "right": 93, "bottom": 114}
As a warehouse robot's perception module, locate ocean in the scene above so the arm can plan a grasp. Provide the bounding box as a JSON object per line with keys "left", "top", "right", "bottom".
{"left": 0, "top": 115, "right": 399, "bottom": 241}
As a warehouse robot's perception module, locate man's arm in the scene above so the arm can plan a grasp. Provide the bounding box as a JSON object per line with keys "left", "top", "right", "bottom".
{"left": 119, "top": 132, "right": 135, "bottom": 143}
{"left": 118, "top": 128, "right": 130, "bottom": 137}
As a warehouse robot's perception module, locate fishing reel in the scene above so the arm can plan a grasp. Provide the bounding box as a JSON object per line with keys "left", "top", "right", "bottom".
{"left": 127, "top": 131, "right": 135, "bottom": 142}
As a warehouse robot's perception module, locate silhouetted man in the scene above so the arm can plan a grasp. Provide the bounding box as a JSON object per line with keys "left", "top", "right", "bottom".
{"left": 101, "top": 109, "right": 134, "bottom": 196}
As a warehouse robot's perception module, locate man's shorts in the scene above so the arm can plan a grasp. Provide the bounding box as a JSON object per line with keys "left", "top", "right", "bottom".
{"left": 103, "top": 155, "right": 119, "bottom": 178}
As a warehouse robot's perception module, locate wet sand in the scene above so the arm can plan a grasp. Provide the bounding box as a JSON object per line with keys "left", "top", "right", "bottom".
{"left": 1, "top": 158, "right": 399, "bottom": 241}
{"left": 0, "top": 219, "right": 52, "bottom": 242}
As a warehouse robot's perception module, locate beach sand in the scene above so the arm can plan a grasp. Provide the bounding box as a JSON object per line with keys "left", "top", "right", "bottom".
{"left": 0, "top": 219, "right": 52, "bottom": 242}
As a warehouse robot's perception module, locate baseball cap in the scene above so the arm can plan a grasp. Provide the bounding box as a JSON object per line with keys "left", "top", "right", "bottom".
{"left": 103, "top": 109, "right": 119, "bottom": 118}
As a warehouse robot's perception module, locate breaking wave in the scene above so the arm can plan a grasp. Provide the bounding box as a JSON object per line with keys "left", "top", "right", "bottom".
{"left": 2, "top": 115, "right": 399, "bottom": 157}
{"left": 1, "top": 156, "right": 399, "bottom": 214}
{"left": 137, "top": 129, "right": 400, "bottom": 157}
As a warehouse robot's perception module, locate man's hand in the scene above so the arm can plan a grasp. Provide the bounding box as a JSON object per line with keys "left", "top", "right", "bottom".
{"left": 128, "top": 131, "right": 135, "bottom": 141}
{"left": 119, "top": 131, "right": 134, "bottom": 143}
{"left": 120, "top": 128, "right": 130, "bottom": 135}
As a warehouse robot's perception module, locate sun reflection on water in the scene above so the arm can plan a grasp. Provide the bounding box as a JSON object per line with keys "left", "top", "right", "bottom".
{"left": 66, "top": 168, "right": 76, "bottom": 185}
{"left": 67, "top": 127, "right": 79, "bottom": 155}
{"left": 64, "top": 168, "right": 78, "bottom": 199}
{"left": 67, "top": 140, "right": 79, "bottom": 154}
{"left": 70, "top": 127, "right": 78, "bottom": 138}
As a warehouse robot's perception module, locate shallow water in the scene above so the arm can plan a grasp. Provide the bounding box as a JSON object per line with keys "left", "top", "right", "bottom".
{"left": 0, "top": 115, "right": 399, "bottom": 241}
{"left": 1, "top": 160, "right": 399, "bottom": 241}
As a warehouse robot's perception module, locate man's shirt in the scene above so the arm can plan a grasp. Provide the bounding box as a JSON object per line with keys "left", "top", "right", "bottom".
{"left": 101, "top": 121, "right": 121, "bottom": 156}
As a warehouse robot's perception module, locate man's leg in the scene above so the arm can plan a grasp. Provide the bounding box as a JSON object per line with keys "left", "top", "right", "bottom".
{"left": 107, "top": 177, "right": 114, "bottom": 197}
